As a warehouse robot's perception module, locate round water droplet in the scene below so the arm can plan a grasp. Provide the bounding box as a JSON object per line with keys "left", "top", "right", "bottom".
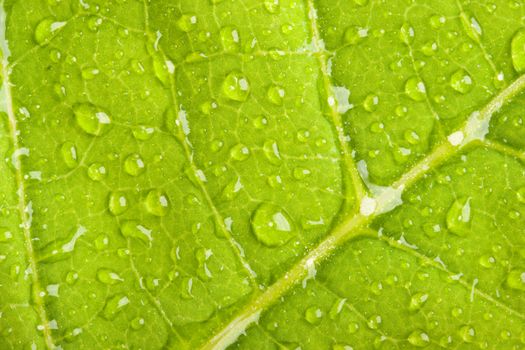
{"left": 145, "top": 189, "right": 169, "bottom": 217}
{"left": 367, "top": 315, "right": 382, "bottom": 329}
{"left": 478, "top": 255, "right": 496, "bottom": 268}
{"left": 131, "top": 317, "right": 145, "bottom": 330}
{"left": 60, "top": 142, "right": 78, "bottom": 168}
{"left": 177, "top": 14, "right": 198, "bottom": 32}
{"left": 421, "top": 41, "right": 438, "bottom": 56}
{"left": 429, "top": 15, "right": 446, "bottom": 29}
{"left": 405, "top": 77, "right": 426, "bottom": 101}
{"left": 343, "top": 25, "right": 365, "bottom": 45}
{"left": 267, "top": 85, "right": 285, "bottom": 105}
{"left": 450, "top": 69, "right": 473, "bottom": 94}
{"left": 108, "top": 192, "right": 129, "bottom": 216}
{"left": 264, "top": 0, "right": 280, "bottom": 13}
{"left": 408, "top": 330, "right": 430, "bottom": 347}
{"left": 220, "top": 26, "right": 240, "bottom": 52}
{"left": 263, "top": 140, "right": 281, "bottom": 165}
{"left": 124, "top": 154, "right": 146, "bottom": 176}
{"left": 446, "top": 197, "right": 471, "bottom": 236}
{"left": 94, "top": 234, "right": 109, "bottom": 250}
{"left": 409, "top": 292, "right": 428, "bottom": 311}
{"left": 73, "top": 103, "right": 111, "bottom": 136}
{"left": 304, "top": 306, "right": 323, "bottom": 325}
{"left": 34, "top": 18, "right": 65, "bottom": 45}
{"left": 512, "top": 29, "right": 525, "bottom": 73}
{"left": 458, "top": 325, "right": 476, "bottom": 343}
{"left": 132, "top": 125, "right": 155, "bottom": 141}
{"left": 348, "top": 322, "right": 360, "bottom": 334}
{"left": 230, "top": 144, "right": 250, "bottom": 161}
{"left": 506, "top": 270, "right": 525, "bottom": 291}
{"left": 363, "top": 94, "right": 379, "bottom": 112}
{"left": 97, "top": 268, "right": 123, "bottom": 285}
{"left": 81, "top": 67, "right": 100, "bottom": 80}
{"left": 222, "top": 71, "right": 250, "bottom": 102}
{"left": 251, "top": 203, "right": 296, "bottom": 247}
{"left": 87, "top": 163, "right": 107, "bottom": 181}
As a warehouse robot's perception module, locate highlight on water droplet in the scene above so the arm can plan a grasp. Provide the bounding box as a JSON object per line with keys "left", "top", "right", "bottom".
{"left": 124, "top": 154, "right": 146, "bottom": 176}
{"left": 222, "top": 71, "right": 250, "bottom": 102}
{"left": 446, "top": 197, "right": 472, "bottom": 236}
{"left": 108, "top": 191, "right": 129, "bottom": 216}
{"left": 404, "top": 77, "right": 426, "bottom": 101}
{"left": 304, "top": 306, "right": 323, "bottom": 325}
{"left": 230, "top": 143, "right": 250, "bottom": 161}
{"left": 101, "top": 294, "right": 129, "bottom": 319}
{"left": 407, "top": 330, "right": 430, "bottom": 347}
{"left": 73, "top": 103, "right": 111, "bottom": 136}
{"left": 450, "top": 69, "right": 473, "bottom": 94}
{"left": 145, "top": 189, "right": 170, "bottom": 217}
{"left": 60, "top": 142, "right": 78, "bottom": 168}
{"left": 34, "top": 18, "right": 66, "bottom": 45}
{"left": 251, "top": 203, "right": 297, "bottom": 247}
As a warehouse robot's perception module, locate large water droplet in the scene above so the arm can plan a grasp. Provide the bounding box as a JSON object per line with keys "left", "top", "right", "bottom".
{"left": 405, "top": 77, "right": 426, "bottom": 101}
{"left": 408, "top": 330, "right": 430, "bottom": 347}
{"left": 251, "top": 203, "right": 296, "bottom": 247}
{"left": 34, "top": 18, "right": 66, "bottom": 45}
{"left": 108, "top": 192, "right": 129, "bottom": 216}
{"left": 73, "top": 103, "right": 111, "bottom": 136}
{"left": 512, "top": 29, "right": 525, "bottom": 73}
{"left": 145, "top": 189, "right": 169, "bottom": 217}
{"left": 124, "top": 154, "right": 146, "bottom": 176}
{"left": 222, "top": 72, "right": 250, "bottom": 102}
{"left": 446, "top": 197, "right": 471, "bottom": 236}
{"left": 450, "top": 69, "right": 473, "bottom": 94}
{"left": 101, "top": 294, "right": 129, "bottom": 319}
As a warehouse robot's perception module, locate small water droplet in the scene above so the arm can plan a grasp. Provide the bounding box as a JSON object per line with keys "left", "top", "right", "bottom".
{"left": 399, "top": 22, "right": 415, "bottom": 44}
{"left": 478, "top": 255, "right": 496, "bottom": 268}
{"left": 450, "top": 69, "right": 473, "bottom": 94}
{"left": 251, "top": 203, "right": 296, "bottom": 247}
{"left": 363, "top": 94, "right": 379, "bottom": 112}
{"left": 343, "top": 25, "right": 366, "bottom": 45}
{"left": 81, "top": 67, "right": 100, "bottom": 80}
{"left": 367, "top": 315, "right": 382, "bottom": 329}
{"left": 407, "top": 330, "right": 430, "bottom": 347}
{"left": 429, "top": 15, "right": 446, "bottom": 29}
{"left": 101, "top": 294, "right": 129, "bottom": 319}
{"left": 132, "top": 125, "right": 155, "bottom": 141}
{"left": 60, "top": 142, "right": 78, "bottom": 168}
{"left": 230, "top": 144, "right": 250, "bottom": 161}
{"left": 120, "top": 221, "right": 152, "bottom": 243}
{"left": 131, "top": 317, "right": 145, "bottom": 330}
{"left": 34, "top": 18, "right": 66, "bottom": 45}
{"left": 177, "top": 14, "right": 198, "bottom": 32}
{"left": 304, "top": 306, "right": 323, "bottom": 325}
{"left": 512, "top": 29, "right": 525, "bottom": 73}
{"left": 405, "top": 77, "right": 426, "bottom": 101}
{"left": 516, "top": 187, "right": 525, "bottom": 203}
{"left": 73, "top": 103, "right": 111, "bottom": 136}
{"left": 94, "top": 234, "right": 109, "bottom": 250}
{"left": 506, "top": 270, "right": 525, "bottom": 291}
{"left": 124, "top": 154, "right": 146, "bottom": 176}
{"left": 446, "top": 197, "right": 471, "bottom": 236}
{"left": 460, "top": 12, "right": 482, "bottom": 41}
{"left": 458, "top": 325, "right": 476, "bottom": 343}
{"left": 220, "top": 26, "right": 240, "bottom": 52}
{"left": 267, "top": 85, "right": 285, "bottom": 105}
{"left": 404, "top": 130, "right": 420, "bottom": 145}
{"left": 87, "top": 163, "right": 107, "bottom": 181}
{"left": 222, "top": 71, "right": 250, "bottom": 102}
{"left": 145, "top": 189, "right": 169, "bottom": 217}
{"left": 263, "top": 140, "right": 282, "bottom": 165}
{"left": 409, "top": 292, "right": 428, "bottom": 311}
{"left": 97, "top": 268, "right": 123, "bottom": 285}
{"left": 108, "top": 191, "right": 129, "bottom": 216}
{"left": 264, "top": 0, "right": 280, "bottom": 13}
{"left": 348, "top": 322, "right": 360, "bottom": 334}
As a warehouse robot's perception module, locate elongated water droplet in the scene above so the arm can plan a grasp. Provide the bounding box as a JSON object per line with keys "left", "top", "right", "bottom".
{"left": 97, "top": 268, "right": 123, "bottom": 285}
{"left": 446, "top": 197, "right": 471, "bottom": 236}
{"left": 516, "top": 187, "right": 525, "bottom": 203}
{"left": 124, "top": 154, "right": 145, "bottom": 176}
{"left": 263, "top": 140, "right": 281, "bottom": 165}
{"left": 220, "top": 26, "right": 240, "bottom": 52}
{"left": 251, "top": 203, "right": 296, "bottom": 247}
{"left": 512, "top": 29, "right": 525, "bottom": 73}
{"left": 73, "top": 103, "right": 111, "bottom": 136}
{"left": 108, "top": 192, "right": 129, "bottom": 216}
{"left": 132, "top": 125, "right": 155, "bottom": 141}
{"left": 460, "top": 12, "right": 482, "bottom": 41}
{"left": 399, "top": 22, "right": 415, "bottom": 44}
{"left": 222, "top": 178, "right": 243, "bottom": 200}
{"left": 450, "top": 69, "right": 473, "bottom": 94}
{"left": 145, "top": 189, "right": 169, "bottom": 217}
{"left": 222, "top": 72, "right": 250, "bottom": 102}
{"left": 405, "top": 77, "right": 426, "bottom": 101}
{"left": 34, "top": 18, "right": 66, "bottom": 45}
{"left": 60, "top": 142, "right": 78, "bottom": 168}
{"left": 409, "top": 292, "right": 428, "bottom": 311}
{"left": 120, "top": 221, "right": 152, "bottom": 243}
{"left": 102, "top": 294, "right": 129, "bottom": 319}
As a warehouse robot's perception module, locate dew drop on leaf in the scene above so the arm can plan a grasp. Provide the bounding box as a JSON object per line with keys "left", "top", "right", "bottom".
{"left": 516, "top": 187, "right": 525, "bottom": 203}
{"left": 131, "top": 317, "right": 145, "bottom": 330}
{"left": 230, "top": 144, "right": 250, "bottom": 161}
{"left": 101, "top": 294, "right": 129, "bottom": 320}
{"left": 108, "top": 191, "right": 129, "bottom": 216}
{"left": 177, "top": 14, "right": 198, "bottom": 32}
{"left": 348, "top": 322, "right": 360, "bottom": 334}
{"left": 124, "top": 154, "right": 146, "bottom": 176}
{"left": 87, "top": 163, "right": 107, "bottom": 181}
{"left": 263, "top": 0, "right": 280, "bottom": 14}
{"left": 363, "top": 94, "right": 379, "bottom": 112}
{"left": 97, "top": 268, "right": 123, "bottom": 285}
{"left": 251, "top": 203, "right": 296, "bottom": 247}
{"left": 267, "top": 85, "right": 285, "bottom": 105}
{"left": 506, "top": 270, "right": 525, "bottom": 291}
{"left": 511, "top": 29, "right": 525, "bottom": 72}
{"left": 145, "top": 189, "right": 170, "bottom": 217}
{"left": 404, "top": 77, "right": 426, "bottom": 101}
{"left": 407, "top": 330, "right": 430, "bottom": 347}
{"left": 409, "top": 292, "right": 428, "bottom": 311}
{"left": 34, "top": 18, "right": 65, "bottom": 45}
{"left": 263, "top": 140, "right": 282, "bottom": 165}
{"left": 220, "top": 26, "right": 241, "bottom": 52}
{"left": 132, "top": 125, "right": 155, "bottom": 141}
{"left": 222, "top": 71, "right": 250, "bottom": 102}
{"left": 458, "top": 325, "right": 476, "bottom": 343}
{"left": 446, "top": 197, "right": 472, "bottom": 236}
{"left": 60, "top": 142, "right": 78, "bottom": 168}
{"left": 478, "top": 255, "right": 496, "bottom": 268}
{"left": 366, "top": 315, "right": 382, "bottom": 329}
{"left": 304, "top": 306, "right": 323, "bottom": 325}
{"left": 73, "top": 103, "right": 111, "bottom": 136}
{"left": 399, "top": 22, "right": 415, "bottom": 44}
{"left": 450, "top": 69, "right": 473, "bottom": 94}
{"left": 120, "top": 221, "right": 152, "bottom": 243}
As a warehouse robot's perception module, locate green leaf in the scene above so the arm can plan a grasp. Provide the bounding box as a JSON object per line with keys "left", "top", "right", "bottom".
{"left": 0, "top": 0, "right": 524, "bottom": 349}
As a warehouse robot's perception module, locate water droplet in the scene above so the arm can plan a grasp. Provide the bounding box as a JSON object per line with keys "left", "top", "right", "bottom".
{"left": 87, "top": 16, "right": 102, "bottom": 32}
{"left": 263, "top": 140, "right": 281, "bottom": 165}
{"left": 60, "top": 142, "right": 78, "bottom": 168}
{"left": 478, "top": 255, "right": 496, "bottom": 268}
{"left": 293, "top": 167, "right": 311, "bottom": 180}
{"left": 230, "top": 144, "right": 250, "bottom": 161}
{"left": 399, "top": 22, "right": 415, "bottom": 44}
{"left": 177, "top": 14, "right": 198, "bottom": 32}
{"left": 222, "top": 71, "right": 250, "bottom": 102}
{"left": 421, "top": 41, "right": 438, "bottom": 56}
{"left": 304, "top": 306, "right": 323, "bottom": 325}
{"left": 404, "top": 130, "right": 420, "bottom": 145}
{"left": 343, "top": 25, "right": 366, "bottom": 45}
{"left": 429, "top": 15, "right": 446, "bottom": 29}
{"left": 264, "top": 0, "right": 280, "bottom": 13}
{"left": 408, "top": 330, "right": 430, "bottom": 347}
{"left": 251, "top": 203, "right": 296, "bottom": 247}
{"left": 132, "top": 125, "right": 155, "bottom": 141}
{"left": 87, "top": 163, "right": 107, "bottom": 181}
{"left": 363, "top": 94, "right": 379, "bottom": 112}
{"left": 409, "top": 292, "right": 428, "bottom": 311}
{"left": 108, "top": 192, "right": 129, "bottom": 216}
{"left": 97, "top": 268, "right": 123, "bottom": 285}
{"left": 367, "top": 315, "right": 382, "bottom": 329}
{"left": 130, "top": 59, "right": 145, "bottom": 74}
{"left": 450, "top": 69, "right": 473, "bottom": 94}
{"left": 102, "top": 294, "right": 129, "bottom": 320}
{"left": 34, "top": 18, "right": 66, "bottom": 45}
{"left": 460, "top": 12, "right": 482, "bottom": 41}
{"left": 73, "top": 103, "right": 111, "bottom": 136}
{"left": 446, "top": 197, "right": 471, "bottom": 236}
{"left": 405, "top": 77, "right": 426, "bottom": 101}
{"left": 348, "top": 322, "right": 360, "bottom": 334}
{"left": 66, "top": 271, "right": 79, "bottom": 285}
{"left": 220, "top": 26, "right": 240, "bottom": 52}
{"left": 120, "top": 221, "right": 152, "bottom": 243}
{"left": 81, "top": 67, "right": 100, "bottom": 80}
{"left": 145, "top": 189, "right": 169, "bottom": 217}
{"left": 124, "top": 154, "right": 145, "bottom": 176}
{"left": 516, "top": 187, "right": 525, "bottom": 203}
{"left": 512, "top": 29, "right": 525, "bottom": 73}
{"left": 267, "top": 85, "right": 285, "bottom": 105}
{"left": 131, "top": 317, "right": 145, "bottom": 330}
{"left": 458, "top": 325, "right": 476, "bottom": 343}
{"left": 94, "top": 234, "right": 109, "bottom": 250}
{"left": 506, "top": 270, "right": 525, "bottom": 291}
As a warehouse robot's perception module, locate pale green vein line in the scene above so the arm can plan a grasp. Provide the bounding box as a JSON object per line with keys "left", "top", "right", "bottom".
{"left": 481, "top": 139, "right": 525, "bottom": 161}
{"left": 374, "top": 231, "right": 525, "bottom": 320}
{"left": 200, "top": 71, "right": 525, "bottom": 350}
{"left": 0, "top": 4, "right": 54, "bottom": 349}
{"left": 305, "top": 0, "right": 367, "bottom": 204}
